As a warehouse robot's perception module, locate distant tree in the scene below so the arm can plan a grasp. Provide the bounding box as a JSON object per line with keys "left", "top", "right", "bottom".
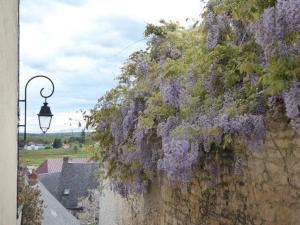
{"left": 67, "top": 137, "right": 73, "bottom": 144}
{"left": 68, "top": 136, "right": 81, "bottom": 144}
{"left": 80, "top": 130, "right": 86, "bottom": 144}
{"left": 73, "top": 145, "right": 79, "bottom": 152}
{"left": 52, "top": 138, "right": 62, "bottom": 149}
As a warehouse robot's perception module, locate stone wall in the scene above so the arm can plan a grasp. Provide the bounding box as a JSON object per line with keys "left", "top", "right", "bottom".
{"left": 99, "top": 180, "right": 162, "bottom": 225}
{"left": 0, "top": 0, "right": 18, "bottom": 224}
{"left": 113, "top": 120, "right": 300, "bottom": 225}
{"left": 99, "top": 180, "right": 132, "bottom": 225}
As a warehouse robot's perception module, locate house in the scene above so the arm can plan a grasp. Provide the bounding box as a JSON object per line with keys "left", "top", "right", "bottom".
{"left": 38, "top": 157, "right": 100, "bottom": 220}
{"left": 39, "top": 182, "right": 80, "bottom": 225}
{"left": 58, "top": 158, "right": 100, "bottom": 213}
{"left": 25, "top": 170, "right": 81, "bottom": 225}
{"left": 62, "top": 144, "right": 71, "bottom": 149}
{"left": 24, "top": 143, "right": 46, "bottom": 150}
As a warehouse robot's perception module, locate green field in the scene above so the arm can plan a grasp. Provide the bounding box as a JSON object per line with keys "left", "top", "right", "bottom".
{"left": 19, "top": 148, "right": 91, "bottom": 166}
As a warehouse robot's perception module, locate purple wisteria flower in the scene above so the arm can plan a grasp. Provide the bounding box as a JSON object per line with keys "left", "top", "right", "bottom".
{"left": 228, "top": 115, "right": 266, "bottom": 152}
{"left": 252, "top": 0, "right": 300, "bottom": 59}
{"left": 158, "top": 138, "right": 199, "bottom": 181}
{"left": 206, "top": 12, "right": 229, "bottom": 50}
{"left": 283, "top": 82, "right": 300, "bottom": 129}
{"left": 136, "top": 57, "right": 150, "bottom": 75}
{"left": 160, "top": 78, "right": 181, "bottom": 108}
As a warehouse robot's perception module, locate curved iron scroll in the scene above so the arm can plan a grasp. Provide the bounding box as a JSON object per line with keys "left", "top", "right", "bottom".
{"left": 25, "top": 75, "right": 55, "bottom": 101}
{"left": 18, "top": 75, "right": 55, "bottom": 141}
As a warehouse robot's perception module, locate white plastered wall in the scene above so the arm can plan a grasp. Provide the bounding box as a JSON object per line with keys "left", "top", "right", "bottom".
{"left": 0, "top": 0, "right": 18, "bottom": 224}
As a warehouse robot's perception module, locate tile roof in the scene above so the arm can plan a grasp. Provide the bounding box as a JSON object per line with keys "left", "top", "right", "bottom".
{"left": 38, "top": 158, "right": 100, "bottom": 210}
{"left": 36, "top": 158, "right": 91, "bottom": 174}
{"left": 39, "top": 182, "right": 80, "bottom": 225}
{"left": 36, "top": 159, "right": 63, "bottom": 174}
{"left": 39, "top": 172, "right": 61, "bottom": 200}
{"left": 58, "top": 161, "right": 100, "bottom": 209}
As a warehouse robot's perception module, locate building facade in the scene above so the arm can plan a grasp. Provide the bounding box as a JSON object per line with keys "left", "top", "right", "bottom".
{"left": 0, "top": 0, "right": 19, "bottom": 224}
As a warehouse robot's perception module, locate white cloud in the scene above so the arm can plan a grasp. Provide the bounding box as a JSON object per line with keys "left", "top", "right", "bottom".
{"left": 51, "top": 56, "right": 99, "bottom": 72}
{"left": 86, "top": 0, "right": 203, "bottom": 22}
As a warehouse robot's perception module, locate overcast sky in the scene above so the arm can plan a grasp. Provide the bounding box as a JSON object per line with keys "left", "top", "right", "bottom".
{"left": 20, "top": 0, "right": 205, "bottom": 133}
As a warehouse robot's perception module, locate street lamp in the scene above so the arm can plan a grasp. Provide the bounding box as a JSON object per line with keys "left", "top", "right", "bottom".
{"left": 37, "top": 101, "right": 53, "bottom": 134}
{"left": 18, "top": 75, "right": 55, "bottom": 141}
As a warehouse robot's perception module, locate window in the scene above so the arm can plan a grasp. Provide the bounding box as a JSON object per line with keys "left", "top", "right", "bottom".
{"left": 63, "top": 188, "right": 70, "bottom": 195}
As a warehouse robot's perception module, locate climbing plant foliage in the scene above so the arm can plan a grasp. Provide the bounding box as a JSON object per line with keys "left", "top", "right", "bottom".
{"left": 88, "top": 0, "right": 300, "bottom": 197}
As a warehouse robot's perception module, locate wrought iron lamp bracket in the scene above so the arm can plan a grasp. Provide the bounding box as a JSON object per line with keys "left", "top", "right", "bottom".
{"left": 18, "top": 75, "right": 55, "bottom": 141}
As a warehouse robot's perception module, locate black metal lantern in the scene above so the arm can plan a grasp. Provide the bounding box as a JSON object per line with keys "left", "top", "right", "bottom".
{"left": 37, "top": 101, "right": 53, "bottom": 134}
{"left": 18, "top": 75, "right": 55, "bottom": 141}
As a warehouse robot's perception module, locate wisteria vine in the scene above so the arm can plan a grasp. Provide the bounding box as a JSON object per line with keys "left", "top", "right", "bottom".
{"left": 89, "top": 0, "right": 300, "bottom": 197}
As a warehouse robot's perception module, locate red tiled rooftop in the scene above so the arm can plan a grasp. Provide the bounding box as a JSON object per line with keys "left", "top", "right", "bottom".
{"left": 36, "top": 158, "right": 92, "bottom": 174}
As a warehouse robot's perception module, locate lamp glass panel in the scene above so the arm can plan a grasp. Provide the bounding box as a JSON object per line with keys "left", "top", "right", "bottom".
{"left": 38, "top": 116, "right": 52, "bottom": 133}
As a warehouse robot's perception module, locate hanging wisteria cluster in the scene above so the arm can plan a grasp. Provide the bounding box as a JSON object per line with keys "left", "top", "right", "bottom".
{"left": 283, "top": 82, "right": 300, "bottom": 129}
{"left": 251, "top": 0, "right": 300, "bottom": 59}
{"left": 160, "top": 77, "right": 182, "bottom": 108}
{"left": 136, "top": 56, "right": 150, "bottom": 75}
{"left": 205, "top": 7, "right": 230, "bottom": 50}
{"left": 157, "top": 119, "right": 199, "bottom": 181}
{"left": 89, "top": 0, "right": 300, "bottom": 197}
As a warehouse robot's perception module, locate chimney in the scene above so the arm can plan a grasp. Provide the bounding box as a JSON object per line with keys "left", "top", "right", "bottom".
{"left": 28, "top": 171, "right": 38, "bottom": 186}
{"left": 63, "top": 157, "right": 69, "bottom": 162}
